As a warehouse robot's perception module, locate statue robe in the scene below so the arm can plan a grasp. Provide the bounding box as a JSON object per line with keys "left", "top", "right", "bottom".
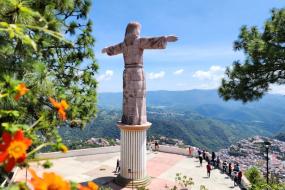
{"left": 105, "top": 36, "right": 167, "bottom": 125}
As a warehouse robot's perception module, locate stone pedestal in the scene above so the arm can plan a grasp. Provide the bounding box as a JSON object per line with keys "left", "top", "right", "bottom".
{"left": 115, "top": 122, "right": 151, "bottom": 188}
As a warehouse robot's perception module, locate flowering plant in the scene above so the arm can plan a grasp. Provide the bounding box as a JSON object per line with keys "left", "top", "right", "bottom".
{"left": 0, "top": 78, "right": 101, "bottom": 190}
{"left": 0, "top": 0, "right": 99, "bottom": 189}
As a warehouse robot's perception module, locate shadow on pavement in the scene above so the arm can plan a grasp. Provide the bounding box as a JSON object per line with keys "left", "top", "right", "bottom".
{"left": 81, "top": 176, "right": 115, "bottom": 187}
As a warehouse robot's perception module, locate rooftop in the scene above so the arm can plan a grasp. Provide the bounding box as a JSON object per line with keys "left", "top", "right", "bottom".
{"left": 15, "top": 147, "right": 242, "bottom": 190}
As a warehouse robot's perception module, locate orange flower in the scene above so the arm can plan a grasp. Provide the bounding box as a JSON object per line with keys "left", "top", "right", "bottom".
{"left": 59, "top": 144, "right": 68, "bottom": 153}
{"left": 29, "top": 169, "right": 71, "bottom": 190}
{"left": 14, "top": 83, "right": 29, "bottom": 101}
{"left": 49, "top": 97, "right": 69, "bottom": 121}
{"left": 0, "top": 130, "right": 32, "bottom": 172}
{"left": 78, "top": 182, "right": 99, "bottom": 190}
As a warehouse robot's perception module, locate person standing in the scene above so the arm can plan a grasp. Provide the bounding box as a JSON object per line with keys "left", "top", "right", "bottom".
{"left": 198, "top": 149, "right": 202, "bottom": 156}
{"left": 238, "top": 171, "right": 242, "bottom": 184}
{"left": 199, "top": 154, "right": 203, "bottom": 167}
{"left": 154, "top": 141, "right": 159, "bottom": 151}
{"left": 206, "top": 162, "right": 212, "bottom": 178}
{"left": 234, "top": 163, "right": 240, "bottom": 172}
{"left": 234, "top": 172, "right": 238, "bottom": 186}
{"left": 211, "top": 152, "right": 216, "bottom": 164}
{"left": 228, "top": 163, "right": 232, "bottom": 177}
{"left": 202, "top": 150, "right": 206, "bottom": 160}
{"left": 205, "top": 155, "right": 209, "bottom": 163}
{"left": 188, "top": 146, "right": 192, "bottom": 156}
{"left": 115, "top": 159, "right": 120, "bottom": 173}
{"left": 222, "top": 161, "right": 227, "bottom": 173}
{"left": 216, "top": 156, "right": 220, "bottom": 168}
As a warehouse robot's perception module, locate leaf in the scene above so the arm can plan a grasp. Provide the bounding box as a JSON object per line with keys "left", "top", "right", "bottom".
{"left": 42, "top": 160, "right": 53, "bottom": 169}
{"left": 0, "top": 110, "right": 20, "bottom": 118}
{"left": 22, "top": 35, "right": 37, "bottom": 51}
{"left": 1, "top": 123, "right": 29, "bottom": 133}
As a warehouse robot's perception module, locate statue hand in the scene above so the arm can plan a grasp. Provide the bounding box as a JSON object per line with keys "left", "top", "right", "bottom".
{"left": 166, "top": 35, "right": 178, "bottom": 42}
{"left": 102, "top": 48, "right": 107, "bottom": 54}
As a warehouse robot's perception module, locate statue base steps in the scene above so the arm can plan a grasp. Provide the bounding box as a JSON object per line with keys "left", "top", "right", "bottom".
{"left": 115, "top": 175, "right": 151, "bottom": 188}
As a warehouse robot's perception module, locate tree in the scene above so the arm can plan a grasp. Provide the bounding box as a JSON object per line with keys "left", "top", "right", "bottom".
{"left": 245, "top": 167, "right": 265, "bottom": 185}
{"left": 0, "top": 0, "right": 98, "bottom": 144}
{"left": 245, "top": 167, "right": 285, "bottom": 190}
{"left": 0, "top": 0, "right": 98, "bottom": 182}
{"left": 219, "top": 8, "right": 285, "bottom": 102}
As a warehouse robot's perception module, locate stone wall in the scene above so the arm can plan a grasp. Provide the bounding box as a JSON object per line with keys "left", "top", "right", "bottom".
{"left": 36, "top": 146, "right": 120, "bottom": 159}
{"left": 150, "top": 144, "right": 189, "bottom": 155}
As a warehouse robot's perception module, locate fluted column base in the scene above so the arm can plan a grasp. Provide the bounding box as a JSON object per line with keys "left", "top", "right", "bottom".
{"left": 115, "top": 122, "right": 151, "bottom": 188}
{"left": 115, "top": 175, "right": 151, "bottom": 188}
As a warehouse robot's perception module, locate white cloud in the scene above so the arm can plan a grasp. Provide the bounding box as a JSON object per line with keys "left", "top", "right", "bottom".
{"left": 269, "top": 84, "right": 285, "bottom": 95}
{"left": 192, "top": 66, "right": 225, "bottom": 81}
{"left": 192, "top": 66, "right": 225, "bottom": 89}
{"left": 173, "top": 69, "right": 184, "bottom": 75}
{"left": 148, "top": 71, "right": 165, "bottom": 80}
{"left": 98, "top": 70, "right": 114, "bottom": 81}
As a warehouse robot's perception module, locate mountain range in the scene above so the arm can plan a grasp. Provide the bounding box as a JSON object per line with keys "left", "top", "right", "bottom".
{"left": 60, "top": 89, "right": 285, "bottom": 151}
{"left": 98, "top": 90, "right": 285, "bottom": 133}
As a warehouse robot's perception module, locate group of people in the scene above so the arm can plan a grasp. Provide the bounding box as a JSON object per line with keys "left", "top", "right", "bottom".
{"left": 197, "top": 149, "right": 243, "bottom": 186}
{"left": 147, "top": 141, "right": 160, "bottom": 152}
{"left": 197, "top": 149, "right": 215, "bottom": 178}
{"left": 115, "top": 144, "right": 243, "bottom": 187}
{"left": 222, "top": 160, "right": 243, "bottom": 186}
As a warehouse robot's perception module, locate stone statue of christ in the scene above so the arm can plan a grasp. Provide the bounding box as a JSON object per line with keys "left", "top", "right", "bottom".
{"left": 102, "top": 22, "right": 178, "bottom": 125}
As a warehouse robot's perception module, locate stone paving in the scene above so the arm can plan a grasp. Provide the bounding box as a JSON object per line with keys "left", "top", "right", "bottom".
{"left": 15, "top": 151, "right": 241, "bottom": 190}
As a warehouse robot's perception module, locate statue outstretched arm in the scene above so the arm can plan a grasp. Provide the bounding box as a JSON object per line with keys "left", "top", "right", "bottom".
{"left": 139, "top": 35, "right": 178, "bottom": 49}
{"left": 102, "top": 42, "right": 124, "bottom": 56}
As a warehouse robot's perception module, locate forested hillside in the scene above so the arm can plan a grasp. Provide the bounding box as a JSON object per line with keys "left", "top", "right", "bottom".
{"left": 60, "top": 90, "right": 285, "bottom": 151}
{"left": 99, "top": 90, "right": 285, "bottom": 133}
{"left": 60, "top": 108, "right": 269, "bottom": 151}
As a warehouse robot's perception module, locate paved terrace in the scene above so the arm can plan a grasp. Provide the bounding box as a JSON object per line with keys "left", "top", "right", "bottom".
{"left": 15, "top": 146, "right": 244, "bottom": 190}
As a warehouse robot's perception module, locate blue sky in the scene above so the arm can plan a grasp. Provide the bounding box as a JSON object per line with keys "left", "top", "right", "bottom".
{"left": 90, "top": 0, "right": 285, "bottom": 93}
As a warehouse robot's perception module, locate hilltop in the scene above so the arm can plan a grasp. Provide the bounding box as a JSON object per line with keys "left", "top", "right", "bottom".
{"left": 218, "top": 136, "right": 285, "bottom": 182}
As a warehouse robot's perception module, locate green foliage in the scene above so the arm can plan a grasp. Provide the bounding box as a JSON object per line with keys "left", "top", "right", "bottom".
{"left": 0, "top": 1, "right": 99, "bottom": 188}
{"left": 166, "top": 173, "right": 194, "bottom": 190}
{"left": 0, "top": 182, "right": 29, "bottom": 190}
{"left": 250, "top": 182, "right": 285, "bottom": 190}
{"left": 245, "top": 167, "right": 265, "bottom": 185}
{"left": 0, "top": 77, "right": 66, "bottom": 176}
{"left": 59, "top": 106, "right": 272, "bottom": 151}
{"left": 200, "top": 185, "right": 208, "bottom": 190}
{"left": 245, "top": 167, "right": 285, "bottom": 190}
{"left": 174, "top": 173, "right": 194, "bottom": 189}
{"left": 219, "top": 8, "right": 285, "bottom": 102}
{"left": 42, "top": 160, "right": 53, "bottom": 169}
{"left": 0, "top": 0, "right": 98, "bottom": 132}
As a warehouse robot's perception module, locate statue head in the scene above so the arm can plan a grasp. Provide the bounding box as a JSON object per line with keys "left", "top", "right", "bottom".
{"left": 125, "top": 22, "right": 141, "bottom": 37}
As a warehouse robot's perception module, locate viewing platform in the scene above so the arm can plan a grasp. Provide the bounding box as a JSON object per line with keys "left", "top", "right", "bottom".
{"left": 14, "top": 146, "right": 249, "bottom": 190}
